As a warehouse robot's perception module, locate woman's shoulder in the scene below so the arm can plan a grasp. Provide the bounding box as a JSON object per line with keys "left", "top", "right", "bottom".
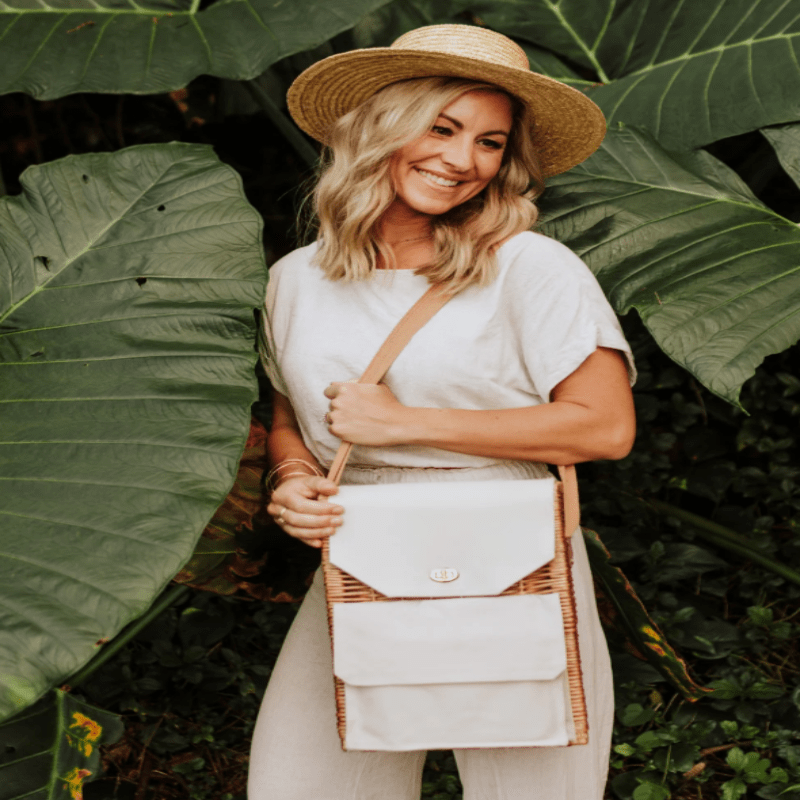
{"left": 266, "top": 242, "right": 328, "bottom": 304}
{"left": 497, "top": 231, "right": 596, "bottom": 288}
{"left": 269, "top": 241, "right": 321, "bottom": 281}
{"left": 264, "top": 241, "right": 326, "bottom": 314}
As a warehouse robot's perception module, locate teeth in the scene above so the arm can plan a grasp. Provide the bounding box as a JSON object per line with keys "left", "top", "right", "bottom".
{"left": 418, "top": 169, "right": 459, "bottom": 187}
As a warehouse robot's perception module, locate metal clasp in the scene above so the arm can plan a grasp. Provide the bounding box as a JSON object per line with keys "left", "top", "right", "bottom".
{"left": 430, "top": 568, "right": 459, "bottom": 583}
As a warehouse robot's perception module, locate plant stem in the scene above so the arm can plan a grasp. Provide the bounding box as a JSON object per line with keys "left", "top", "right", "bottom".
{"left": 648, "top": 499, "right": 800, "bottom": 586}
{"left": 243, "top": 79, "right": 319, "bottom": 169}
{"left": 67, "top": 584, "right": 190, "bottom": 688}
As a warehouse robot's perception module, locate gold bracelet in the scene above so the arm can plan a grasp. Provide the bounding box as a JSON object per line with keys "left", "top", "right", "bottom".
{"left": 273, "top": 470, "right": 318, "bottom": 486}
{"left": 266, "top": 458, "right": 324, "bottom": 491}
{"left": 274, "top": 458, "right": 324, "bottom": 475}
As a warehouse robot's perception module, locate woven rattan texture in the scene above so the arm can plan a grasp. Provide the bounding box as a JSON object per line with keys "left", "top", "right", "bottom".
{"left": 322, "top": 481, "right": 589, "bottom": 749}
{"left": 393, "top": 25, "right": 529, "bottom": 70}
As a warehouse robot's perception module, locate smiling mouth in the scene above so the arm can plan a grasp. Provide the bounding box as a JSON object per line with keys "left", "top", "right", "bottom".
{"left": 416, "top": 168, "right": 461, "bottom": 188}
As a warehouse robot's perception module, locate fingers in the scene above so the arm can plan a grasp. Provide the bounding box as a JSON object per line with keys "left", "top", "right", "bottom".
{"left": 268, "top": 503, "right": 343, "bottom": 530}
{"left": 271, "top": 510, "right": 341, "bottom": 548}
{"left": 268, "top": 474, "right": 344, "bottom": 549}
{"left": 268, "top": 502, "right": 341, "bottom": 547}
{"left": 323, "top": 380, "right": 358, "bottom": 400}
{"left": 273, "top": 475, "right": 338, "bottom": 501}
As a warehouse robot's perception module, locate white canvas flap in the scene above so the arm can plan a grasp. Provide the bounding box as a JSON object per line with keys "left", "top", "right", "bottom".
{"left": 342, "top": 679, "right": 571, "bottom": 751}
{"left": 329, "top": 478, "right": 556, "bottom": 597}
{"left": 333, "top": 594, "right": 566, "bottom": 686}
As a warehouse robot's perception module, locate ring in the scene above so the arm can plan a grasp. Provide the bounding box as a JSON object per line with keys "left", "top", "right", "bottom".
{"left": 276, "top": 506, "right": 286, "bottom": 525}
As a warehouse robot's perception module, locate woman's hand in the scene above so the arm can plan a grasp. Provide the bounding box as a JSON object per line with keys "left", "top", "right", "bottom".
{"left": 268, "top": 475, "right": 344, "bottom": 549}
{"left": 323, "top": 382, "right": 407, "bottom": 446}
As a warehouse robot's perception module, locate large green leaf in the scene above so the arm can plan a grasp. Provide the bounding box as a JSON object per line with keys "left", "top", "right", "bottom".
{"left": 762, "top": 122, "right": 800, "bottom": 189}
{"left": 0, "top": 143, "right": 266, "bottom": 722}
{"left": 459, "top": 0, "right": 800, "bottom": 150}
{"left": 0, "top": 0, "right": 391, "bottom": 99}
{"left": 539, "top": 124, "right": 800, "bottom": 406}
{"left": 452, "top": 0, "right": 626, "bottom": 78}
{"left": 0, "top": 689, "right": 123, "bottom": 800}
{"left": 173, "top": 416, "right": 268, "bottom": 595}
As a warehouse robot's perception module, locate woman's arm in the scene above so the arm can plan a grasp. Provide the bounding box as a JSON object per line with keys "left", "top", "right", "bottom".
{"left": 323, "top": 347, "right": 635, "bottom": 464}
{"left": 267, "top": 390, "right": 324, "bottom": 476}
{"left": 267, "top": 391, "right": 344, "bottom": 548}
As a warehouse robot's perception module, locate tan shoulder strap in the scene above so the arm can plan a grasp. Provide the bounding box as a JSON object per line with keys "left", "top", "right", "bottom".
{"left": 326, "top": 284, "right": 450, "bottom": 485}
{"left": 557, "top": 464, "right": 580, "bottom": 538}
{"left": 325, "top": 283, "right": 580, "bottom": 537}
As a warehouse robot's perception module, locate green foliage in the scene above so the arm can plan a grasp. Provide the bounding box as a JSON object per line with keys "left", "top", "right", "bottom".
{"left": 0, "top": 0, "right": 392, "bottom": 99}
{"left": 608, "top": 691, "right": 799, "bottom": 800}
{"left": 0, "top": 144, "right": 266, "bottom": 722}
{"left": 762, "top": 123, "right": 800, "bottom": 189}
{"left": 173, "top": 418, "right": 269, "bottom": 595}
{"left": 0, "top": 689, "right": 123, "bottom": 800}
{"left": 583, "top": 527, "right": 709, "bottom": 700}
{"left": 437, "top": 0, "right": 800, "bottom": 151}
{"left": 723, "top": 746, "right": 788, "bottom": 800}
{"left": 579, "top": 320, "right": 800, "bottom": 799}
{"left": 539, "top": 124, "right": 800, "bottom": 406}
{"left": 421, "top": 751, "right": 463, "bottom": 799}
{"left": 77, "top": 590, "right": 299, "bottom": 798}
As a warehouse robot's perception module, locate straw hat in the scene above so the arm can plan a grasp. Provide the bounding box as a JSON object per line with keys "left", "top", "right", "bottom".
{"left": 287, "top": 24, "right": 606, "bottom": 177}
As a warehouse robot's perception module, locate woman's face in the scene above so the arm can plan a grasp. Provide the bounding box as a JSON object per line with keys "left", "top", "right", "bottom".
{"left": 387, "top": 90, "right": 513, "bottom": 219}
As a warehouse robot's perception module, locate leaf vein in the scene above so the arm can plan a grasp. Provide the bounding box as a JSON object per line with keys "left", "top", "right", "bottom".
{"left": 0, "top": 475, "right": 210, "bottom": 502}
{"left": 0, "top": 352, "right": 253, "bottom": 366}
{"left": 0, "top": 508, "right": 186, "bottom": 558}
{"left": 0, "top": 551, "right": 132, "bottom": 608}
{"left": 189, "top": 14, "right": 212, "bottom": 66}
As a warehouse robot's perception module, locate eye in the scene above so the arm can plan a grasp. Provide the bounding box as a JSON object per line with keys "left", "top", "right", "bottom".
{"left": 479, "top": 138, "right": 505, "bottom": 150}
{"left": 431, "top": 124, "right": 453, "bottom": 136}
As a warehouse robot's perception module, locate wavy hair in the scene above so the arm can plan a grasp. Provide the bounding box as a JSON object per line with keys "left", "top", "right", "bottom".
{"left": 310, "top": 77, "right": 544, "bottom": 292}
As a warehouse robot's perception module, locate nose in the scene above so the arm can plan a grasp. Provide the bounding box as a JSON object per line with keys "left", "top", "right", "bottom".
{"left": 440, "top": 134, "right": 474, "bottom": 173}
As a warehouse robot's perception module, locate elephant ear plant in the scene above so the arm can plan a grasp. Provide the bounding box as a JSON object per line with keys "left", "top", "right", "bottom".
{"left": 0, "top": 144, "right": 267, "bottom": 797}
{"left": 0, "top": 0, "right": 393, "bottom": 98}
{"left": 538, "top": 125, "right": 800, "bottom": 406}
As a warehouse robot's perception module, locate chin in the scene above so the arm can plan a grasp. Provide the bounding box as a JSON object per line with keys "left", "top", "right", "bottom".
{"left": 406, "top": 191, "right": 472, "bottom": 217}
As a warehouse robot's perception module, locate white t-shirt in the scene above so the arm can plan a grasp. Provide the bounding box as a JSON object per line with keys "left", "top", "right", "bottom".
{"left": 260, "top": 231, "right": 635, "bottom": 470}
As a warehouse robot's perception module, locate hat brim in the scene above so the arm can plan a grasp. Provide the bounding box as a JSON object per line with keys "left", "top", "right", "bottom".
{"left": 287, "top": 48, "right": 605, "bottom": 177}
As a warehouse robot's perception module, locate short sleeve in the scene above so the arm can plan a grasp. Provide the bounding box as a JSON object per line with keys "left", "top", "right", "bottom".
{"left": 258, "top": 270, "right": 290, "bottom": 396}
{"left": 506, "top": 234, "right": 636, "bottom": 401}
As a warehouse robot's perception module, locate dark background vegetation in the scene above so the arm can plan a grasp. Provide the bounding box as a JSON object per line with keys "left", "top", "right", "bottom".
{"left": 2, "top": 57, "right": 799, "bottom": 800}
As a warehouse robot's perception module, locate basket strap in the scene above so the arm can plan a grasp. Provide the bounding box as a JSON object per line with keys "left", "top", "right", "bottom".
{"left": 324, "top": 283, "right": 580, "bottom": 536}
{"left": 326, "top": 284, "right": 451, "bottom": 486}
{"left": 557, "top": 464, "right": 580, "bottom": 538}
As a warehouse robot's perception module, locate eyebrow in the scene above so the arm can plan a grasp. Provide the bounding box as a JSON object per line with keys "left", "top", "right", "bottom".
{"left": 438, "top": 113, "right": 510, "bottom": 137}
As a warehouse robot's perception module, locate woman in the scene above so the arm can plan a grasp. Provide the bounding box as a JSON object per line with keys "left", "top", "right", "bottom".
{"left": 249, "top": 24, "right": 636, "bottom": 800}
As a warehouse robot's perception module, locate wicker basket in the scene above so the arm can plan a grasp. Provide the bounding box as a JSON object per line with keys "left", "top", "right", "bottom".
{"left": 322, "top": 478, "right": 589, "bottom": 748}
{"left": 320, "top": 285, "right": 588, "bottom": 750}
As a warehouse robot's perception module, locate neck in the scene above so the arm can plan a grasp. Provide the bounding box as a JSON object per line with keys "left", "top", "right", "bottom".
{"left": 379, "top": 203, "right": 433, "bottom": 246}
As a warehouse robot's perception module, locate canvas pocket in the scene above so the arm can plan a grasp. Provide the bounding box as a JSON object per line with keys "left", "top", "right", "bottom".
{"left": 332, "top": 593, "right": 574, "bottom": 751}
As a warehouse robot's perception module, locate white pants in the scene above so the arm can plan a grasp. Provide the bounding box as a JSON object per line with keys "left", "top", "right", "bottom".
{"left": 248, "top": 464, "right": 614, "bottom": 800}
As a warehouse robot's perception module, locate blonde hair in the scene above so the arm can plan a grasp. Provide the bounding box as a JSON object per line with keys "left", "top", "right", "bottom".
{"left": 311, "top": 77, "right": 544, "bottom": 292}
